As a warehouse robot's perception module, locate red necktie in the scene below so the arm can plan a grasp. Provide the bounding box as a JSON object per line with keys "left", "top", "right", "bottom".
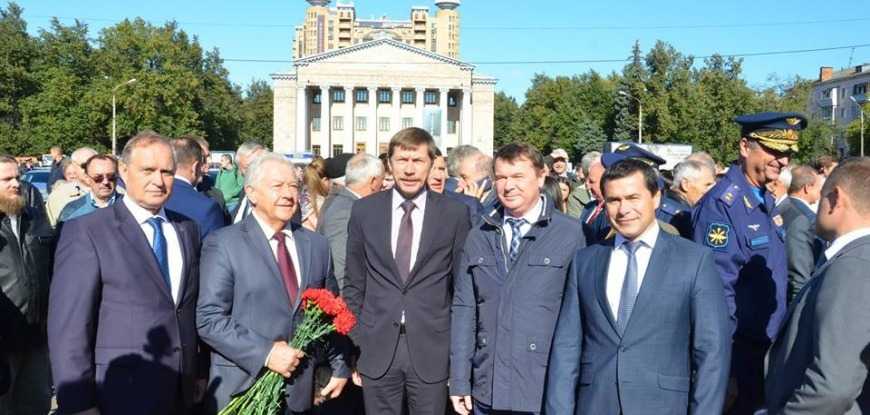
{"left": 586, "top": 201, "right": 604, "bottom": 224}
{"left": 273, "top": 232, "right": 299, "bottom": 306}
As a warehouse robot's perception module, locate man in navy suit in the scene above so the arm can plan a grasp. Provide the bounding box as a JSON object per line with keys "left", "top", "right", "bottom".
{"left": 48, "top": 132, "right": 204, "bottom": 415}
{"left": 197, "top": 152, "right": 349, "bottom": 414}
{"left": 546, "top": 159, "right": 732, "bottom": 414}
{"left": 165, "top": 137, "right": 226, "bottom": 239}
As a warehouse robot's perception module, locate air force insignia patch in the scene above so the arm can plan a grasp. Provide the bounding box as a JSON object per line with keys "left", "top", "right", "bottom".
{"left": 706, "top": 223, "right": 730, "bottom": 249}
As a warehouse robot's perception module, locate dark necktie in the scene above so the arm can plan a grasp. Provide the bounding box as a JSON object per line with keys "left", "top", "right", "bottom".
{"left": 505, "top": 217, "right": 527, "bottom": 264}
{"left": 145, "top": 216, "right": 171, "bottom": 292}
{"left": 395, "top": 200, "right": 416, "bottom": 283}
{"left": 273, "top": 232, "right": 299, "bottom": 306}
{"left": 617, "top": 240, "right": 642, "bottom": 334}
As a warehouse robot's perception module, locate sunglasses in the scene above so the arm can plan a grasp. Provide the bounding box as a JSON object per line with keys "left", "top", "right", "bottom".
{"left": 89, "top": 174, "right": 117, "bottom": 183}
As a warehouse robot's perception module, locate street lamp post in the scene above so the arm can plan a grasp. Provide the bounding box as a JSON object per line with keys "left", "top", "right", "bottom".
{"left": 850, "top": 95, "right": 865, "bottom": 157}
{"left": 112, "top": 78, "right": 137, "bottom": 155}
{"left": 618, "top": 90, "right": 643, "bottom": 144}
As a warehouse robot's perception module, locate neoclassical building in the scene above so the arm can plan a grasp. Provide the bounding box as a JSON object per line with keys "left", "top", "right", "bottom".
{"left": 272, "top": 1, "right": 495, "bottom": 158}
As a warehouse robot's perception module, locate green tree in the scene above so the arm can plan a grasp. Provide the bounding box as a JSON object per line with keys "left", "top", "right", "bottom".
{"left": 0, "top": 2, "right": 38, "bottom": 155}
{"left": 238, "top": 79, "right": 273, "bottom": 148}
{"left": 613, "top": 40, "right": 647, "bottom": 142}
{"left": 493, "top": 91, "right": 518, "bottom": 149}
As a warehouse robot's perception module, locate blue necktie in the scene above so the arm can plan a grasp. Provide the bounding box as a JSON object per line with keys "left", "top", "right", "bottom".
{"left": 146, "top": 216, "right": 171, "bottom": 291}
{"left": 506, "top": 218, "right": 527, "bottom": 264}
{"left": 617, "top": 241, "right": 642, "bottom": 334}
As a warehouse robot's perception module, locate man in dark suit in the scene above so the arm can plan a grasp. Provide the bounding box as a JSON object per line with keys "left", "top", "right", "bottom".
{"left": 317, "top": 153, "right": 384, "bottom": 291}
{"left": 165, "top": 137, "right": 226, "bottom": 239}
{"left": 450, "top": 144, "right": 585, "bottom": 415}
{"left": 765, "top": 158, "right": 870, "bottom": 414}
{"left": 778, "top": 165, "right": 824, "bottom": 303}
{"left": 546, "top": 159, "right": 732, "bottom": 414}
{"left": 197, "top": 152, "right": 349, "bottom": 414}
{"left": 344, "top": 128, "right": 471, "bottom": 415}
{"left": 48, "top": 132, "right": 204, "bottom": 415}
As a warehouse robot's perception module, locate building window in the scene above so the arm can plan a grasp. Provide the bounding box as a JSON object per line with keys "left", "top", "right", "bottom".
{"left": 355, "top": 142, "right": 366, "bottom": 154}
{"left": 332, "top": 89, "right": 345, "bottom": 103}
{"left": 402, "top": 117, "right": 414, "bottom": 129}
{"left": 448, "top": 94, "right": 457, "bottom": 107}
{"left": 854, "top": 83, "right": 867, "bottom": 96}
{"left": 332, "top": 116, "right": 344, "bottom": 131}
{"left": 379, "top": 117, "right": 390, "bottom": 132}
{"left": 312, "top": 117, "right": 321, "bottom": 132}
{"left": 841, "top": 87, "right": 846, "bottom": 99}
{"left": 312, "top": 91, "right": 321, "bottom": 104}
{"left": 378, "top": 89, "right": 392, "bottom": 104}
{"left": 401, "top": 90, "right": 415, "bottom": 104}
{"left": 448, "top": 120, "right": 458, "bottom": 134}
{"left": 355, "top": 116, "right": 367, "bottom": 131}
{"left": 333, "top": 144, "right": 343, "bottom": 155}
{"left": 312, "top": 145, "right": 321, "bottom": 157}
{"left": 424, "top": 90, "right": 438, "bottom": 105}
{"left": 355, "top": 89, "right": 368, "bottom": 103}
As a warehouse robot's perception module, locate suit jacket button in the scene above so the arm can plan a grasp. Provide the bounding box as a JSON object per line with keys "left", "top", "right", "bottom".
{"left": 529, "top": 343, "right": 536, "bottom": 351}
{"left": 543, "top": 257, "right": 551, "bottom": 265}
{"left": 478, "top": 257, "right": 484, "bottom": 264}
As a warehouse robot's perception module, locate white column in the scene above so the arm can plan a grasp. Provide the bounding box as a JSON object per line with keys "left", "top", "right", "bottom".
{"left": 320, "top": 85, "right": 331, "bottom": 156}
{"left": 345, "top": 85, "right": 355, "bottom": 153}
{"left": 295, "top": 86, "right": 308, "bottom": 153}
{"left": 368, "top": 86, "right": 378, "bottom": 155}
{"left": 415, "top": 87, "right": 426, "bottom": 128}
{"left": 461, "top": 88, "right": 472, "bottom": 146}
{"left": 439, "top": 88, "right": 450, "bottom": 148}
{"left": 392, "top": 86, "right": 402, "bottom": 135}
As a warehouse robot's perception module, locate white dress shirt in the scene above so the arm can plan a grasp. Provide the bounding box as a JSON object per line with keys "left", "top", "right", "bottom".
{"left": 123, "top": 196, "right": 184, "bottom": 304}
{"left": 824, "top": 227, "right": 870, "bottom": 262}
{"left": 252, "top": 211, "right": 303, "bottom": 287}
{"left": 502, "top": 197, "right": 544, "bottom": 246}
{"left": 8, "top": 215, "right": 18, "bottom": 240}
{"left": 606, "top": 222, "right": 660, "bottom": 319}
{"left": 390, "top": 188, "right": 428, "bottom": 271}
{"left": 233, "top": 196, "right": 250, "bottom": 224}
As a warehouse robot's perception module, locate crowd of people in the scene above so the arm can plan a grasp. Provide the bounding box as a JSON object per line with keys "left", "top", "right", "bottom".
{"left": 0, "top": 110, "right": 869, "bottom": 415}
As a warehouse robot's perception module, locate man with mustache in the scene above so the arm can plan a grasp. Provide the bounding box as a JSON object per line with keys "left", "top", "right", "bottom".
{"left": 57, "top": 155, "right": 119, "bottom": 224}
{"left": 691, "top": 112, "right": 807, "bottom": 415}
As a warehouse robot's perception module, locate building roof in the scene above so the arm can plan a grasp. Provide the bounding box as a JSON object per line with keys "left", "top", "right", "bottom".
{"left": 293, "top": 37, "right": 475, "bottom": 69}
{"left": 357, "top": 19, "right": 412, "bottom": 29}
{"left": 817, "top": 64, "right": 870, "bottom": 85}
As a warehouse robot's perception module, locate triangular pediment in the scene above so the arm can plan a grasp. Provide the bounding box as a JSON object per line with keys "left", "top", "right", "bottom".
{"left": 293, "top": 38, "right": 474, "bottom": 69}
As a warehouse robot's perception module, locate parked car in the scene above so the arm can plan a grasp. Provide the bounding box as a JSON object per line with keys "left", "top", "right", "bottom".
{"left": 22, "top": 168, "right": 50, "bottom": 199}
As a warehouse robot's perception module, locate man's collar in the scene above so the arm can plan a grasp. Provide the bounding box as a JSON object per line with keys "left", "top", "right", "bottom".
{"left": 614, "top": 220, "right": 660, "bottom": 250}
{"left": 392, "top": 187, "right": 428, "bottom": 210}
{"left": 89, "top": 191, "right": 117, "bottom": 208}
{"left": 825, "top": 227, "right": 870, "bottom": 261}
{"left": 122, "top": 194, "right": 167, "bottom": 224}
{"left": 504, "top": 196, "right": 544, "bottom": 224}
{"left": 174, "top": 175, "right": 193, "bottom": 186}
{"left": 251, "top": 210, "right": 293, "bottom": 240}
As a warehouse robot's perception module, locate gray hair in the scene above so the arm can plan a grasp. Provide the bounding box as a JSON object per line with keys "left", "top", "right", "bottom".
{"left": 671, "top": 159, "right": 714, "bottom": 191}
{"left": 447, "top": 145, "right": 483, "bottom": 177}
{"left": 236, "top": 141, "right": 265, "bottom": 164}
{"left": 120, "top": 132, "right": 174, "bottom": 167}
{"left": 70, "top": 147, "right": 98, "bottom": 165}
{"left": 580, "top": 151, "right": 602, "bottom": 176}
{"left": 788, "top": 165, "right": 818, "bottom": 195}
{"left": 345, "top": 153, "right": 384, "bottom": 186}
{"left": 686, "top": 151, "right": 717, "bottom": 173}
{"left": 778, "top": 166, "right": 792, "bottom": 190}
{"left": 244, "top": 152, "right": 296, "bottom": 189}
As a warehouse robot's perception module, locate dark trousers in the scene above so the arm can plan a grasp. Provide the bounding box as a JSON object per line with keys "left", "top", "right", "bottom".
{"left": 361, "top": 334, "right": 447, "bottom": 415}
{"left": 725, "top": 338, "right": 770, "bottom": 415}
{"left": 473, "top": 400, "right": 537, "bottom": 415}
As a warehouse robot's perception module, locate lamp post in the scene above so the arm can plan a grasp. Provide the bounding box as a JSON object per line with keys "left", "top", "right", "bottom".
{"left": 112, "top": 78, "right": 137, "bottom": 155}
{"left": 850, "top": 95, "right": 865, "bottom": 157}
{"left": 618, "top": 90, "right": 643, "bottom": 144}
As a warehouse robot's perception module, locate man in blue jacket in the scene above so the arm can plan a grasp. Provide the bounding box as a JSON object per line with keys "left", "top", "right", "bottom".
{"left": 449, "top": 143, "right": 585, "bottom": 414}
{"left": 165, "top": 137, "right": 226, "bottom": 240}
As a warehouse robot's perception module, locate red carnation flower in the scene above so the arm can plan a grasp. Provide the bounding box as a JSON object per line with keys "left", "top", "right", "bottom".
{"left": 333, "top": 311, "right": 357, "bottom": 335}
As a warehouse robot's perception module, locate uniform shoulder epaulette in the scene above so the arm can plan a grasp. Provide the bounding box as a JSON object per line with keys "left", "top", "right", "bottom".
{"left": 660, "top": 200, "right": 680, "bottom": 215}
{"left": 717, "top": 184, "right": 742, "bottom": 207}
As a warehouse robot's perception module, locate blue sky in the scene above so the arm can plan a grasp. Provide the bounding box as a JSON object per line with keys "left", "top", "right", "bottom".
{"left": 15, "top": 0, "right": 870, "bottom": 100}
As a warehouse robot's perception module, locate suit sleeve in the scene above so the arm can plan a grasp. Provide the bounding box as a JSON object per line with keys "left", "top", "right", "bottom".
{"left": 776, "top": 257, "right": 870, "bottom": 415}
{"left": 786, "top": 215, "right": 816, "bottom": 303}
{"left": 692, "top": 199, "right": 741, "bottom": 328}
{"left": 47, "top": 220, "right": 102, "bottom": 413}
{"left": 320, "top": 240, "right": 350, "bottom": 378}
{"left": 322, "top": 205, "right": 351, "bottom": 292}
{"left": 689, "top": 250, "right": 733, "bottom": 415}
{"left": 195, "top": 234, "right": 273, "bottom": 376}
{"left": 544, "top": 254, "right": 583, "bottom": 414}
{"left": 342, "top": 204, "right": 366, "bottom": 344}
{"left": 201, "top": 201, "right": 227, "bottom": 239}
{"left": 449, "top": 238, "right": 475, "bottom": 396}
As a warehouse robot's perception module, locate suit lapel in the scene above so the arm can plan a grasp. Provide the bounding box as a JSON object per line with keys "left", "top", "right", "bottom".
{"left": 291, "top": 225, "right": 311, "bottom": 313}
{"left": 241, "top": 216, "right": 292, "bottom": 307}
{"left": 113, "top": 203, "right": 174, "bottom": 303}
{"left": 593, "top": 243, "right": 621, "bottom": 338}
{"left": 623, "top": 232, "right": 672, "bottom": 337}
{"left": 406, "top": 191, "right": 439, "bottom": 287}
{"left": 380, "top": 192, "right": 403, "bottom": 287}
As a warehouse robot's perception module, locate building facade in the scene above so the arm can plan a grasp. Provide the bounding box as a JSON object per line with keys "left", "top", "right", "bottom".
{"left": 293, "top": 0, "right": 460, "bottom": 60}
{"left": 810, "top": 64, "right": 870, "bottom": 126}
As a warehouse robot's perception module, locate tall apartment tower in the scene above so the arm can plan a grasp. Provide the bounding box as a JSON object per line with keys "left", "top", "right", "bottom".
{"left": 292, "top": 0, "right": 461, "bottom": 59}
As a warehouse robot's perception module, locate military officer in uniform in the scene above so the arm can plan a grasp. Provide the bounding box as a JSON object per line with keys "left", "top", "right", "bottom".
{"left": 691, "top": 112, "right": 806, "bottom": 415}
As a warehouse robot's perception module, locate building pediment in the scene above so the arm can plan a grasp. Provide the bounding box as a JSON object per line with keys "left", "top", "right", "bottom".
{"left": 293, "top": 38, "right": 474, "bottom": 70}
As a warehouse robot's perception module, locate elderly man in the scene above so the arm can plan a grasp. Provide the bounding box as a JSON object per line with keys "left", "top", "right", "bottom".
{"left": 777, "top": 165, "right": 825, "bottom": 303}
{"left": 49, "top": 132, "right": 204, "bottom": 414}
{"left": 567, "top": 151, "right": 601, "bottom": 218}
{"left": 692, "top": 112, "right": 806, "bottom": 415}
{"left": 317, "top": 153, "right": 384, "bottom": 291}
{"left": 56, "top": 155, "right": 120, "bottom": 224}
{"left": 165, "top": 137, "right": 226, "bottom": 239}
{"left": 231, "top": 142, "right": 266, "bottom": 223}
{"left": 447, "top": 145, "right": 492, "bottom": 202}
{"left": 428, "top": 149, "right": 482, "bottom": 222}
{"left": 0, "top": 155, "right": 55, "bottom": 415}
{"left": 197, "top": 152, "right": 349, "bottom": 414}
{"left": 450, "top": 144, "right": 584, "bottom": 414}
{"left": 46, "top": 147, "right": 98, "bottom": 226}
{"left": 765, "top": 158, "right": 870, "bottom": 414}
{"left": 659, "top": 159, "right": 717, "bottom": 237}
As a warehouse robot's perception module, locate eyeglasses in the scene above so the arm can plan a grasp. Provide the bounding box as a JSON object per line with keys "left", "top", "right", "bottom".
{"left": 89, "top": 174, "right": 117, "bottom": 183}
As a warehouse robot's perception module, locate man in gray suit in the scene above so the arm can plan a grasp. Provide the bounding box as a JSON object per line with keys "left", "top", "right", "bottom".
{"left": 546, "top": 159, "right": 732, "bottom": 414}
{"left": 317, "top": 153, "right": 384, "bottom": 291}
{"left": 197, "top": 153, "right": 349, "bottom": 414}
{"left": 765, "top": 158, "right": 870, "bottom": 414}
{"left": 778, "top": 165, "right": 824, "bottom": 303}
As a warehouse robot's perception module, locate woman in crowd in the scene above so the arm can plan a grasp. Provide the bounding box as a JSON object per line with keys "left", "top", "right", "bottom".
{"left": 543, "top": 175, "right": 569, "bottom": 213}
{"left": 301, "top": 157, "right": 330, "bottom": 230}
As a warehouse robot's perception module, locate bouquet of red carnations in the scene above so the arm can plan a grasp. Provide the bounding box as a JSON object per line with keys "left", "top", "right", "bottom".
{"left": 218, "top": 288, "right": 356, "bottom": 415}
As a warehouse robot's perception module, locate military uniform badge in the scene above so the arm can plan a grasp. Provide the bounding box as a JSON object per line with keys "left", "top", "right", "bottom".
{"left": 706, "top": 223, "right": 730, "bottom": 249}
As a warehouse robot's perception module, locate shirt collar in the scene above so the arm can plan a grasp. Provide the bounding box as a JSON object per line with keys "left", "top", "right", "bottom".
{"left": 614, "top": 220, "right": 660, "bottom": 251}
{"left": 122, "top": 194, "right": 168, "bottom": 224}
{"left": 824, "top": 227, "right": 870, "bottom": 260}
{"left": 346, "top": 187, "right": 362, "bottom": 199}
{"left": 504, "top": 196, "right": 544, "bottom": 225}
{"left": 392, "top": 187, "right": 427, "bottom": 212}
{"left": 251, "top": 210, "right": 293, "bottom": 241}
{"left": 174, "top": 175, "right": 192, "bottom": 186}
{"left": 89, "top": 191, "right": 117, "bottom": 208}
